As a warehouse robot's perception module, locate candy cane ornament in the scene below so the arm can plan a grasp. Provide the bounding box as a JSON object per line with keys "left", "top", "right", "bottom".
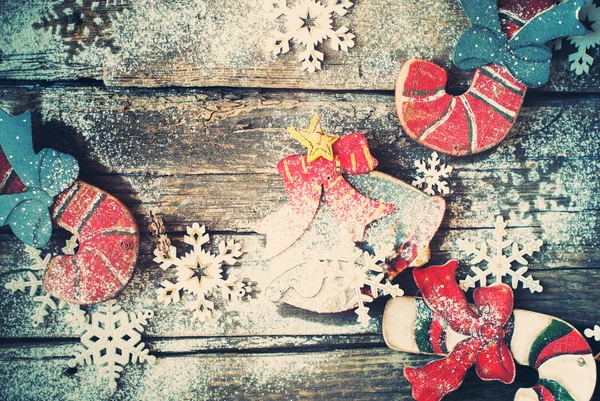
{"left": 395, "top": 0, "right": 587, "bottom": 156}
{"left": 382, "top": 261, "right": 596, "bottom": 401}
{"left": 0, "top": 110, "right": 139, "bottom": 305}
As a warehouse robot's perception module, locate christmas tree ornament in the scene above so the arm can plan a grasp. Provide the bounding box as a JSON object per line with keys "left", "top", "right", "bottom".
{"left": 67, "top": 300, "right": 155, "bottom": 390}
{"left": 458, "top": 215, "right": 544, "bottom": 293}
{"left": 0, "top": 109, "right": 139, "bottom": 305}
{"left": 395, "top": 0, "right": 588, "bottom": 156}
{"left": 254, "top": 114, "right": 445, "bottom": 318}
{"left": 382, "top": 261, "right": 596, "bottom": 401}
{"left": 266, "top": 0, "right": 356, "bottom": 72}
{"left": 153, "top": 223, "right": 252, "bottom": 323}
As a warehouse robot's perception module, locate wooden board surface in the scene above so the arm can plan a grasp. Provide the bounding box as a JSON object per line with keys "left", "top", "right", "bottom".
{"left": 0, "top": 0, "right": 599, "bottom": 91}
{"left": 1, "top": 0, "right": 600, "bottom": 400}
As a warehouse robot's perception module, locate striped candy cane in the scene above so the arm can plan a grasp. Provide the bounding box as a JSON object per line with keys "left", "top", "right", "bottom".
{"left": 394, "top": 0, "right": 555, "bottom": 156}
{"left": 1, "top": 148, "right": 139, "bottom": 305}
{"left": 383, "top": 297, "right": 596, "bottom": 401}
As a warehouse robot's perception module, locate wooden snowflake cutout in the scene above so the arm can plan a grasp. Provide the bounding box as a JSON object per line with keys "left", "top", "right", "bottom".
{"left": 319, "top": 235, "right": 403, "bottom": 327}
{"left": 412, "top": 151, "right": 453, "bottom": 196}
{"left": 266, "top": 0, "right": 356, "bottom": 72}
{"left": 153, "top": 223, "right": 251, "bottom": 322}
{"left": 68, "top": 300, "right": 155, "bottom": 390}
{"left": 458, "top": 216, "right": 544, "bottom": 293}
{"left": 4, "top": 237, "right": 78, "bottom": 326}
{"left": 554, "top": 0, "right": 600, "bottom": 75}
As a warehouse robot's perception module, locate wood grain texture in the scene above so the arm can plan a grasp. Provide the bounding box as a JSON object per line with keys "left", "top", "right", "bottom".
{"left": 0, "top": 0, "right": 599, "bottom": 91}
{"left": 0, "top": 345, "right": 555, "bottom": 401}
{"left": 1, "top": 1, "right": 600, "bottom": 398}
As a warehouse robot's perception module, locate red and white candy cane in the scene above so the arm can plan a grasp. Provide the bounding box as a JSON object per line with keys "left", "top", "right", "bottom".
{"left": 44, "top": 181, "right": 139, "bottom": 305}
{"left": 395, "top": 0, "right": 554, "bottom": 156}
{"left": 1, "top": 149, "right": 139, "bottom": 305}
{"left": 383, "top": 296, "right": 596, "bottom": 400}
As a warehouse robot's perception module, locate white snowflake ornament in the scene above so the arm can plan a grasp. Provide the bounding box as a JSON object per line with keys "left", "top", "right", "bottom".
{"left": 412, "top": 152, "right": 453, "bottom": 196}
{"left": 557, "top": 0, "right": 600, "bottom": 75}
{"left": 154, "top": 223, "right": 250, "bottom": 322}
{"left": 267, "top": 0, "right": 356, "bottom": 72}
{"left": 4, "top": 237, "right": 77, "bottom": 326}
{"left": 458, "top": 216, "right": 544, "bottom": 293}
{"left": 68, "top": 301, "right": 155, "bottom": 390}
{"left": 319, "top": 234, "right": 403, "bottom": 327}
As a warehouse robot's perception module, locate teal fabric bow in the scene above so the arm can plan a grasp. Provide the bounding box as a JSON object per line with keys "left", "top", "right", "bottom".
{"left": 0, "top": 109, "right": 79, "bottom": 247}
{"left": 453, "top": 0, "right": 588, "bottom": 88}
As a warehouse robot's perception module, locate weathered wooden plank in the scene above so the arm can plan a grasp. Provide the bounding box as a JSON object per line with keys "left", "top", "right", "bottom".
{"left": 0, "top": 346, "right": 560, "bottom": 401}
{"left": 1, "top": 231, "right": 599, "bottom": 340}
{"left": 1, "top": 87, "right": 596, "bottom": 175}
{"left": 0, "top": 0, "right": 599, "bottom": 91}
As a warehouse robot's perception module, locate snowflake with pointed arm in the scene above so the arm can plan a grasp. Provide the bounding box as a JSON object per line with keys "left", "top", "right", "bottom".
{"left": 412, "top": 151, "right": 453, "bottom": 196}
{"left": 319, "top": 236, "right": 403, "bottom": 327}
{"left": 67, "top": 300, "right": 155, "bottom": 390}
{"left": 552, "top": 0, "right": 600, "bottom": 75}
{"left": 458, "top": 216, "right": 544, "bottom": 293}
{"left": 266, "top": 0, "right": 356, "bottom": 72}
{"left": 153, "top": 223, "right": 251, "bottom": 322}
{"left": 4, "top": 237, "right": 78, "bottom": 327}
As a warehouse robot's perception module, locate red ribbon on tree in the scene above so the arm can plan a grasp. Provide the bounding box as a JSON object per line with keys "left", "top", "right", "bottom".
{"left": 254, "top": 132, "right": 395, "bottom": 258}
{"left": 405, "top": 260, "right": 516, "bottom": 401}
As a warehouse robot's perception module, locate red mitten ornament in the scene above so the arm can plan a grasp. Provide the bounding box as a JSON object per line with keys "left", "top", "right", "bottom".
{"left": 383, "top": 261, "right": 596, "bottom": 401}
{"left": 395, "top": 0, "right": 555, "bottom": 156}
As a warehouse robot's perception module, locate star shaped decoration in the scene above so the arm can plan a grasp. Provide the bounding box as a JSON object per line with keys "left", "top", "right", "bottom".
{"left": 288, "top": 113, "right": 340, "bottom": 162}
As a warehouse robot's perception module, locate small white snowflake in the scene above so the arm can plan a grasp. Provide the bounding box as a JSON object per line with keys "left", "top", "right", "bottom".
{"left": 67, "top": 300, "right": 155, "bottom": 390}
{"left": 552, "top": 0, "right": 600, "bottom": 74}
{"left": 319, "top": 234, "right": 403, "bottom": 327}
{"left": 266, "top": 0, "right": 356, "bottom": 72}
{"left": 412, "top": 151, "right": 453, "bottom": 195}
{"left": 585, "top": 325, "right": 600, "bottom": 341}
{"left": 458, "top": 216, "right": 544, "bottom": 293}
{"left": 154, "top": 223, "right": 251, "bottom": 322}
{"left": 4, "top": 237, "right": 78, "bottom": 327}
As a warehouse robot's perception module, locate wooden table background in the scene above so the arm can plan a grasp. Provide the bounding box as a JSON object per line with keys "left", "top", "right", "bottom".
{"left": 1, "top": 0, "right": 600, "bottom": 400}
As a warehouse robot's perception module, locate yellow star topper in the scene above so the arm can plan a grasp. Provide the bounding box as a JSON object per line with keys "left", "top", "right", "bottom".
{"left": 288, "top": 113, "right": 340, "bottom": 163}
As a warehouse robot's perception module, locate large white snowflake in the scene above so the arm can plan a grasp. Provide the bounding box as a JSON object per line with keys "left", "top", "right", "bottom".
{"left": 4, "top": 237, "right": 78, "bottom": 327}
{"left": 552, "top": 0, "right": 600, "bottom": 75}
{"left": 319, "top": 237, "right": 403, "bottom": 327}
{"left": 68, "top": 300, "right": 155, "bottom": 390}
{"left": 266, "top": 0, "right": 356, "bottom": 72}
{"left": 154, "top": 223, "right": 250, "bottom": 322}
{"left": 458, "top": 216, "right": 544, "bottom": 293}
{"left": 412, "top": 151, "right": 453, "bottom": 195}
